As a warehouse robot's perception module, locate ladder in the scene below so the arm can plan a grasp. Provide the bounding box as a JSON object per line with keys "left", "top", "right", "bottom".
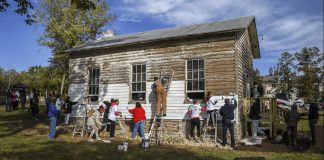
{"left": 202, "top": 110, "right": 218, "bottom": 143}
{"left": 148, "top": 114, "right": 164, "bottom": 145}
{"left": 72, "top": 103, "right": 87, "bottom": 138}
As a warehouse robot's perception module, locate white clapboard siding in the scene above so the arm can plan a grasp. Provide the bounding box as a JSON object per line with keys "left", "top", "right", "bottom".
{"left": 68, "top": 83, "right": 87, "bottom": 102}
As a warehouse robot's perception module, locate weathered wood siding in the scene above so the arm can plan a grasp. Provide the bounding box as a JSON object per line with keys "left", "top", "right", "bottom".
{"left": 68, "top": 34, "right": 244, "bottom": 120}
{"left": 235, "top": 29, "right": 254, "bottom": 98}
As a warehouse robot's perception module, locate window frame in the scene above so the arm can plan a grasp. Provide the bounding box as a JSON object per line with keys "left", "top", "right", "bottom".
{"left": 185, "top": 59, "right": 205, "bottom": 101}
{"left": 88, "top": 67, "right": 100, "bottom": 102}
{"left": 130, "top": 63, "right": 147, "bottom": 103}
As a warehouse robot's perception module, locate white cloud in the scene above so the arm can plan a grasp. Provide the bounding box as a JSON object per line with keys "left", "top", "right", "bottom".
{"left": 118, "top": 14, "right": 141, "bottom": 22}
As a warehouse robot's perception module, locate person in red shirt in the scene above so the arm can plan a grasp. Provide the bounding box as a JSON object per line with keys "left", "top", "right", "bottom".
{"left": 128, "top": 102, "right": 146, "bottom": 139}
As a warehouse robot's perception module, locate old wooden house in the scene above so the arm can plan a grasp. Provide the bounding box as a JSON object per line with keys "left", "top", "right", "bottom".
{"left": 67, "top": 16, "right": 260, "bottom": 139}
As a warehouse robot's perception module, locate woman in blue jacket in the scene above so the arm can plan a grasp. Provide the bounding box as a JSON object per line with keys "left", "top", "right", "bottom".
{"left": 48, "top": 98, "right": 59, "bottom": 140}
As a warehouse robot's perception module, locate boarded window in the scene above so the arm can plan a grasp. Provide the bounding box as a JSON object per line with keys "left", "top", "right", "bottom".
{"left": 186, "top": 59, "right": 205, "bottom": 99}
{"left": 132, "top": 64, "right": 146, "bottom": 100}
{"left": 88, "top": 68, "right": 100, "bottom": 102}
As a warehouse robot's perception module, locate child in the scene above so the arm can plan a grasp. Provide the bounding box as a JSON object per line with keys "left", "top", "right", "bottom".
{"left": 128, "top": 102, "right": 146, "bottom": 139}
{"left": 285, "top": 104, "right": 300, "bottom": 147}
{"left": 48, "top": 97, "right": 59, "bottom": 140}
{"left": 108, "top": 99, "right": 121, "bottom": 138}
{"left": 188, "top": 99, "right": 202, "bottom": 141}
{"left": 205, "top": 91, "right": 218, "bottom": 127}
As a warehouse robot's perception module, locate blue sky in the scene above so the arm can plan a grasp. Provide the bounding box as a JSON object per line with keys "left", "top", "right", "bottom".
{"left": 0, "top": 0, "right": 323, "bottom": 75}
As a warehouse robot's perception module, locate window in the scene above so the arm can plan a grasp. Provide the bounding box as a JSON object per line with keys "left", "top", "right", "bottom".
{"left": 88, "top": 68, "right": 100, "bottom": 102}
{"left": 131, "top": 64, "right": 146, "bottom": 101}
{"left": 186, "top": 59, "right": 205, "bottom": 99}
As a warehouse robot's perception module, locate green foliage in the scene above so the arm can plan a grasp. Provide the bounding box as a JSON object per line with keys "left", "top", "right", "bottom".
{"left": 0, "top": 0, "right": 35, "bottom": 24}
{"left": 253, "top": 68, "right": 263, "bottom": 85}
{"left": 277, "top": 51, "right": 295, "bottom": 96}
{"left": 295, "top": 47, "right": 322, "bottom": 100}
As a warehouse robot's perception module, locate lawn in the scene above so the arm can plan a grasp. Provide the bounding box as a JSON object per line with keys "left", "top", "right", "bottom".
{"left": 0, "top": 105, "right": 323, "bottom": 160}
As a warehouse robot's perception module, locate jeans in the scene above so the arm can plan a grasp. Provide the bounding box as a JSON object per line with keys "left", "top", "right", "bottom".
{"left": 190, "top": 118, "right": 201, "bottom": 138}
{"left": 108, "top": 119, "right": 116, "bottom": 137}
{"left": 222, "top": 119, "right": 235, "bottom": 146}
{"left": 64, "top": 113, "right": 70, "bottom": 124}
{"left": 251, "top": 119, "right": 265, "bottom": 142}
{"left": 132, "top": 120, "right": 145, "bottom": 139}
{"left": 207, "top": 110, "right": 215, "bottom": 126}
{"left": 48, "top": 116, "right": 57, "bottom": 139}
{"left": 309, "top": 119, "right": 317, "bottom": 141}
{"left": 287, "top": 126, "right": 297, "bottom": 146}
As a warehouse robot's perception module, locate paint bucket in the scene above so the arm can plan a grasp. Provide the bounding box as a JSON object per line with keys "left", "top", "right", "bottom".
{"left": 142, "top": 133, "right": 150, "bottom": 150}
{"left": 123, "top": 142, "right": 128, "bottom": 151}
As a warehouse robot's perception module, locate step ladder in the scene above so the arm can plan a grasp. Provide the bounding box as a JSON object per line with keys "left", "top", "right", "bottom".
{"left": 202, "top": 110, "right": 219, "bottom": 143}
{"left": 148, "top": 114, "right": 164, "bottom": 145}
{"left": 72, "top": 103, "right": 87, "bottom": 138}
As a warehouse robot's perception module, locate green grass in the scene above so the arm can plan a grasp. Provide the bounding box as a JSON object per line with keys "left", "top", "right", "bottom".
{"left": 0, "top": 105, "right": 323, "bottom": 160}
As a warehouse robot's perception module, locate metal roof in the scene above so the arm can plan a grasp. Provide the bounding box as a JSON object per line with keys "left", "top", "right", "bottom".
{"left": 67, "top": 16, "right": 256, "bottom": 53}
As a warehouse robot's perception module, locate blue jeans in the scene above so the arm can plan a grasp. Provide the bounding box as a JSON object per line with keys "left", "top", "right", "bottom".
{"left": 132, "top": 120, "right": 145, "bottom": 139}
{"left": 251, "top": 119, "right": 265, "bottom": 142}
{"left": 48, "top": 116, "right": 57, "bottom": 139}
{"left": 222, "top": 119, "right": 235, "bottom": 146}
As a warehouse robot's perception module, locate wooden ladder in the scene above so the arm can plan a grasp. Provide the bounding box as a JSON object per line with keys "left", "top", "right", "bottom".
{"left": 148, "top": 114, "right": 164, "bottom": 145}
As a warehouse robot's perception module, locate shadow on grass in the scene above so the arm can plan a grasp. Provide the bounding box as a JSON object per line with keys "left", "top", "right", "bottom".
{"left": 0, "top": 106, "right": 62, "bottom": 138}
{"left": 0, "top": 139, "right": 225, "bottom": 160}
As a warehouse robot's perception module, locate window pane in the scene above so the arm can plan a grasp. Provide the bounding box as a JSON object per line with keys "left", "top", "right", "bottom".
{"left": 96, "top": 78, "right": 99, "bottom": 84}
{"left": 95, "top": 86, "right": 99, "bottom": 94}
{"left": 142, "top": 65, "right": 146, "bottom": 72}
{"left": 193, "top": 71, "right": 198, "bottom": 79}
{"left": 132, "top": 83, "right": 136, "bottom": 91}
{"left": 137, "top": 83, "right": 141, "bottom": 91}
{"left": 132, "top": 93, "right": 145, "bottom": 100}
{"left": 193, "top": 60, "right": 198, "bottom": 69}
{"left": 199, "top": 60, "right": 204, "bottom": 69}
{"left": 132, "top": 74, "right": 136, "bottom": 82}
{"left": 193, "top": 80, "right": 198, "bottom": 90}
{"left": 96, "top": 69, "right": 100, "bottom": 77}
{"left": 187, "top": 61, "right": 192, "bottom": 70}
{"left": 132, "top": 66, "right": 136, "bottom": 73}
{"left": 199, "top": 71, "right": 204, "bottom": 79}
{"left": 142, "top": 73, "right": 146, "bottom": 81}
{"left": 188, "top": 71, "right": 192, "bottom": 79}
{"left": 187, "top": 81, "right": 192, "bottom": 90}
{"left": 199, "top": 80, "right": 204, "bottom": 90}
{"left": 142, "top": 82, "right": 146, "bottom": 91}
{"left": 137, "top": 73, "right": 141, "bottom": 81}
{"left": 137, "top": 65, "right": 141, "bottom": 73}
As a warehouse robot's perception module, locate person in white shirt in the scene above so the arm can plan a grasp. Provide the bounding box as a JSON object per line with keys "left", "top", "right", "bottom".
{"left": 188, "top": 99, "right": 202, "bottom": 141}
{"left": 205, "top": 92, "right": 218, "bottom": 127}
{"left": 108, "top": 99, "right": 121, "bottom": 138}
{"left": 87, "top": 106, "right": 105, "bottom": 142}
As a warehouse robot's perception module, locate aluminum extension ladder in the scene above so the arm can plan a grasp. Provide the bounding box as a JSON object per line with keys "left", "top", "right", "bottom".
{"left": 148, "top": 114, "right": 164, "bottom": 145}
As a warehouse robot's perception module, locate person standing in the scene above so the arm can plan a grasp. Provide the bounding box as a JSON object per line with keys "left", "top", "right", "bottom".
{"left": 128, "top": 102, "right": 146, "bottom": 139}
{"left": 285, "top": 104, "right": 300, "bottom": 147}
{"left": 220, "top": 98, "right": 237, "bottom": 146}
{"left": 30, "top": 90, "right": 39, "bottom": 120}
{"left": 205, "top": 91, "right": 218, "bottom": 127}
{"left": 11, "top": 89, "right": 18, "bottom": 111}
{"left": 87, "top": 106, "right": 105, "bottom": 142}
{"left": 153, "top": 77, "right": 167, "bottom": 116}
{"left": 5, "top": 89, "right": 12, "bottom": 112}
{"left": 45, "top": 93, "right": 52, "bottom": 115}
{"left": 308, "top": 102, "right": 319, "bottom": 143}
{"left": 20, "top": 89, "right": 27, "bottom": 110}
{"left": 188, "top": 99, "right": 202, "bottom": 141}
{"left": 48, "top": 98, "right": 59, "bottom": 140}
{"left": 55, "top": 94, "right": 62, "bottom": 124}
{"left": 108, "top": 99, "right": 121, "bottom": 138}
{"left": 249, "top": 98, "right": 266, "bottom": 142}
{"left": 63, "top": 96, "right": 78, "bottom": 125}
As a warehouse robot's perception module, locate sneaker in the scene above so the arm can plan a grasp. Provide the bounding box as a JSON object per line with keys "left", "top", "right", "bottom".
{"left": 163, "top": 113, "right": 167, "bottom": 117}
{"left": 88, "top": 139, "right": 94, "bottom": 142}
{"left": 96, "top": 138, "right": 102, "bottom": 141}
